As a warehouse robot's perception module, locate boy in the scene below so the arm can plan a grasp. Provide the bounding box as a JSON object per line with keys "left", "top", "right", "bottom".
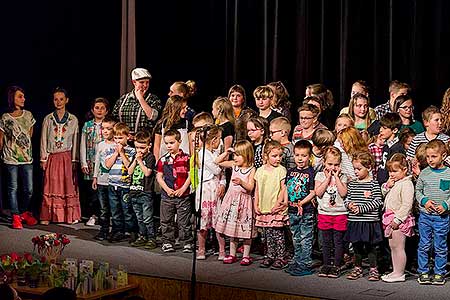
{"left": 285, "top": 140, "right": 316, "bottom": 276}
{"left": 407, "top": 106, "right": 450, "bottom": 159}
{"left": 156, "top": 129, "right": 192, "bottom": 253}
{"left": 374, "top": 80, "right": 410, "bottom": 119}
{"left": 376, "top": 113, "right": 403, "bottom": 184}
{"left": 254, "top": 85, "right": 282, "bottom": 123}
{"left": 105, "top": 122, "right": 137, "bottom": 243}
{"left": 128, "top": 131, "right": 157, "bottom": 249}
{"left": 416, "top": 140, "right": 450, "bottom": 285}
{"left": 270, "top": 117, "right": 295, "bottom": 170}
{"left": 92, "top": 116, "right": 116, "bottom": 241}
{"left": 292, "top": 104, "right": 326, "bottom": 143}
{"left": 311, "top": 129, "right": 336, "bottom": 172}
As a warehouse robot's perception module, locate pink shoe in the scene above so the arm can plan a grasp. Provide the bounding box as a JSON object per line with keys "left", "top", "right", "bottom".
{"left": 223, "top": 255, "right": 237, "bottom": 264}
{"left": 240, "top": 256, "right": 252, "bottom": 266}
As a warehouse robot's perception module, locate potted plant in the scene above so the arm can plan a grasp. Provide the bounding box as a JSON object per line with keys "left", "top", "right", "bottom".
{"left": 25, "top": 255, "right": 48, "bottom": 288}
{"left": 16, "top": 253, "right": 33, "bottom": 286}
{"left": 0, "top": 252, "right": 19, "bottom": 284}
{"left": 32, "top": 233, "right": 71, "bottom": 264}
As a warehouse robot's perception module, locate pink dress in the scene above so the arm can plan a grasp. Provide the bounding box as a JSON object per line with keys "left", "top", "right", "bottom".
{"left": 214, "top": 166, "right": 257, "bottom": 239}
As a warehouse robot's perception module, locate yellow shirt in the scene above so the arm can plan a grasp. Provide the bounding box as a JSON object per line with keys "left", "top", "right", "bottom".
{"left": 255, "top": 165, "right": 287, "bottom": 213}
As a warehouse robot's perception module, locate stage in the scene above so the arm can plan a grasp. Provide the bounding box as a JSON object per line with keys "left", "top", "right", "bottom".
{"left": 0, "top": 222, "right": 446, "bottom": 300}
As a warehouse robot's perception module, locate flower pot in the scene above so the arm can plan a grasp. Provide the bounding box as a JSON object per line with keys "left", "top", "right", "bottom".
{"left": 28, "top": 275, "right": 40, "bottom": 288}
{"left": 17, "top": 273, "right": 27, "bottom": 286}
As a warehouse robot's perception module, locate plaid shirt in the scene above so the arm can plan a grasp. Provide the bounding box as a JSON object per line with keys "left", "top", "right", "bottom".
{"left": 157, "top": 149, "right": 190, "bottom": 197}
{"left": 112, "top": 90, "right": 162, "bottom": 134}
{"left": 368, "top": 142, "right": 383, "bottom": 179}
{"left": 374, "top": 101, "right": 391, "bottom": 120}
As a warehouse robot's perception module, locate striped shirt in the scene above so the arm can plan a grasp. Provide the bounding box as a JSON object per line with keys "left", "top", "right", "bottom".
{"left": 345, "top": 180, "right": 383, "bottom": 222}
{"left": 406, "top": 132, "right": 450, "bottom": 158}
{"left": 416, "top": 166, "right": 450, "bottom": 214}
{"left": 107, "top": 145, "right": 136, "bottom": 188}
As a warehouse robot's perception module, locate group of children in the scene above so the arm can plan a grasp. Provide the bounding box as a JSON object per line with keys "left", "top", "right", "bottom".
{"left": 3, "top": 79, "right": 450, "bottom": 286}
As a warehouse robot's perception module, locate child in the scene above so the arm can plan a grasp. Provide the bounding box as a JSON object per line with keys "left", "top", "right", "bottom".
{"left": 415, "top": 140, "right": 450, "bottom": 285}
{"left": 247, "top": 116, "right": 269, "bottom": 169}
{"left": 254, "top": 140, "right": 288, "bottom": 269}
{"left": 167, "top": 80, "right": 196, "bottom": 122}
{"left": 80, "top": 97, "right": 109, "bottom": 226}
{"left": 334, "top": 114, "right": 354, "bottom": 134}
{"left": 215, "top": 140, "right": 256, "bottom": 264}
{"left": 368, "top": 134, "right": 385, "bottom": 180}
{"left": 92, "top": 116, "right": 116, "bottom": 240}
{"left": 128, "top": 131, "right": 156, "bottom": 249}
{"left": 311, "top": 129, "right": 336, "bottom": 172}
{"left": 0, "top": 86, "right": 37, "bottom": 229}
{"left": 193, "top": 125, "right": 223, "bottom": 259}
{"left": 40, "top": 87, "right": 81, "bottom": 225}
{"left": 156, "top": 129, "right": 192, "bottom": 253}
{"left": 346, "top": 93, "right": 376, "bottom": 132}
{"left": 292, "top": 104, "right": 327, "bottom": 143}
{"left": 344, "top": 151, "right": 383, "bottom": 281}
{"left": 315, "top": 147, "right": 348, "bottom": 278}
{"left": 267, "top": 81, "right": 292, "bottom": 121}
{"left": 212, "top": 97, "right": 235, "bottom": 150}
{"left": 285, "top": 140, "right": 316, "bottom": 276}
{"left": 105, "top": 122, "right": 137, "bottom": 242}
{"left": 253, "top": 85, "right": 282, "bottom": 123}
{"left": 376, "top": 113, "right": 404, "bottom": 184}
{"left": 406, "top": 105, "right": 450, "bottom": 159}
{"left": 270, "top": 117, "right": 295, "bottom": 170}
{"left": 335, "top": 127, "right": 367, "bottom": 180}
{"left": 398, "top": 127, "right": 415, "bottom": 152}
{"left": 381, "top": 153, "right": 415, "bottom": 283}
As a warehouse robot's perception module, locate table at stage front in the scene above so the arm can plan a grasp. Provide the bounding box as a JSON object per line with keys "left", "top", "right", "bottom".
{"left": 12, "top": 283, "right": 138, "bottom": 300}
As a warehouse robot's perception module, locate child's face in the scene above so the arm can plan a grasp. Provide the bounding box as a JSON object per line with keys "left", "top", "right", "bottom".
{"left": 247, "top": 121, "right": 263, "bottom": 143}
{"left": 397, "top": 100, "right": 413, "bottom": 119}
{"left": 101, "top": 121, "right": 114, "bottom": 140}
{"left": 164, "top": 135, "right": 181, "bottom": 154}
{"left": 114, "top": 133, "right": 128, "bottom": 146}
{"left": 324, "top": 155, "right": 341, "bottom": 174}
{"left": 233, "top": 153, "right": 245, "bottom": 167}
{"left": 255, "top": 97, "right": 271, "bottom": 110}
{"left": 426, "top": 147, "right": 445, "bottom": 169}
{"left": 92, "top": 102, "right": 108, "bottom": 120}
{"left": 403, "top": 136, "right": 413, "bottom": 150}
{"left": 353, "top": 160, "right": 370, "bottom": 180}
{"left": 424, "top": 113, "right": 443, "bottom": 135}
{"left": 229, "top": 92, "right": 244, "bottom": 108}
{"left": 269, "top": 125, "right": 284, "bottom": 142}
{"left": 335, "top": 118, "right": 351, "bottom": 133}
{"left": 388, "top": 165, "right": 408, "bottom": 182}
{"left": 379, "top": 126, "right": 395, "bottom": 140}
{"left": 53, "top": 92, "right": 68, "bottom": 110}
{"left": 134, "top": 141, "right": 150, "bottom": 156}
{"left": 179, "top": 103, "right": 188, "bottom": 119}
{"left": 211, "top": 104, "right": 219, "bottom": 119}
{"left": 294, "top": 147, "right": 311, "bottom": 169}
{"left": 267, "top": 148, "right": 283, "bottom": 167}
{"left": 353, "top": 98, "right": 369, "bottom": 118}
{"left": 14, "top": 90, "right": 26, "bottom": 110}
{"left": 299, "top": 110, "right": 316, "bottom": 130}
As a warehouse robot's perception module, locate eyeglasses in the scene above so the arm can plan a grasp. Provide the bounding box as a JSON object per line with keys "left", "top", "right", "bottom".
{"left": 399, "top": 105, "right": 414, "bottom": 111}
{"left": 270, "top": 129, "right": 283, "bottom": 135}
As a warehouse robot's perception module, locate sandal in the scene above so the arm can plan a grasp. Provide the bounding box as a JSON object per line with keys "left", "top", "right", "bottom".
{"left": 260, "top": 257, "right": 274, "bottom": 268}
{"left": 347, "top": 266, "right": 363, "bottom": 280}
{"left": 218, "top": 252, "right": 226, "bottom": 261}
{"left": 240, "top": 256, "right": 252, "bottom": 266}
{"left": 197, "top": 250, "right": 206, "bottom": 260}
{"left": 223, "top": 255, "right": 237, "bottom": 264}
{"left": 368, "top": 267, "right": 380, "bottom": 281}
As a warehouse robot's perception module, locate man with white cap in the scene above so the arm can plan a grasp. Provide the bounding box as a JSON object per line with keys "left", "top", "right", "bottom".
{"left": 112, "top": 67, "right": 162, "bottom": 136}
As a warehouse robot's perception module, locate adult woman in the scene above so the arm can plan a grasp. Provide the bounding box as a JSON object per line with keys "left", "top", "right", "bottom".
{"left": 393, "top": 95, "right": 424, "bottom": 134}
{"left": 112, "top": 68, "right": 162, "bottom": 137}
{"left": 228, "top": 84, "right": 257, "bottom": 141}
{"left": 168, "top": 80, "right": 197, "bottom": 122}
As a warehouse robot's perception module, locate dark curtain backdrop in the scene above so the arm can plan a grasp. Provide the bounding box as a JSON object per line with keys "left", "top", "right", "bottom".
{"left": 1, "top": 0, "right": 450, "bottom": 210}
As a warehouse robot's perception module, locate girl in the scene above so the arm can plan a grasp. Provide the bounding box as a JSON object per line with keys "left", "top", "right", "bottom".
{"left": 168, "top": 80, "right": 196, "bottom": 122}
{"left": 268, "top": 81, "right": 292, "bottom": 121}
{"left": 380, "top": 154, "right": 415, "bottom": 282}
{"left": 246, "top": 116, "right": 269, "bottom": 169}
{"left": 292, "top": 104, "right": 327, "bottom": 143}
{"left": 334, "top": 114, "right": 354, "bottom": 134}
{"left": 393, "top": 95, "right": 424, "bottom": 134}
{"left": 253, "top": 86, "right": 282, "bottom": 122}
{"left": 193, "top": 125, "right": 224, "bottom": 260}
{"left": 440, "top": 87, "right": 450, "bottom": 135}
{"left": 212, "top": 97, "right": 235, "bottom": 150}
{"left": 153, "top": 95, "right": 191, "bottom": 160}
{"left": 335, "top": 127, "right": 367, "bottom": 180}
{"left": 304, "top": 83, "right": 336, "bottom": 129}
{"left": 215, "top": 140, "right": 256, "bottom": 265}
{"left": 347, "top": 93, "right": 376, "bottom": 132}
{"left": 315, "top": 147, "right": 348, "bottom": 278}
{"left": 0, "top": 86, "right": 37, "bottom": 229}
{"left": 80, "top": 97, "right": 109, "bottom": 226}
{"left": 254, "top": 140, "right": 288, "bottom": 269}
{"left": 228, "top": 84, "right": 257, "bottom": 141}
{"left": 40, "top": 87, "right": 81, "bottom": 225}
{"left": 344, "top": 151, "right": 383, "bottom": 281}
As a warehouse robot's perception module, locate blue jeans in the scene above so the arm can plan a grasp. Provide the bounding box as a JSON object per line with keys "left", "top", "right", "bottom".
{"left": 6, "top": 164, "right": 33, "bottom": 215}
{"left": 417, "top": 212, "right": 450, "bottom": 275}
{"left": 97, "top": 185, "right": 110, "bottom": 234}
{"left": 108, "top": 185, "right": 137, "bottom": 234}
{"left": 289, "top": 212, "right": 314, "bottom": 270}
{"left": 130, "top": 191, "right": 155, "bottom": 239}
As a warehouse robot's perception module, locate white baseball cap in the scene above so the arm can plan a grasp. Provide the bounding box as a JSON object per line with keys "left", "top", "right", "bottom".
{"left": 131, "top": 68, "right": 152, "bottom": 80}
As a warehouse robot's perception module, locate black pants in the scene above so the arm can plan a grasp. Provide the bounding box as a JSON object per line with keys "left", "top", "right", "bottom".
{"left": 321, "top": 229, "right": 345, "bottom": 267}
{"left": 353, "top": 241, "right": 378, "bottom": 268}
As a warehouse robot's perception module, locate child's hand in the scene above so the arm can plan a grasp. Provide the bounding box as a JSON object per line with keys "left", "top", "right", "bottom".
{"left": 136, "top": 152, "right": 143, "bottom": 161}
{"left": 231, "top": 177, "right": 241, "bottom": 186}
{"left": 297, "top": 205, "right": 303, "bottom": 216}
{"left": 165, "top": 188, "right": 175, "bottom": 197}
{"left": 390, "top": 220, "right": 399, "bottom": 230}
{"left": 92, "top": 178, "right": 97, "bottom": 190}
{"left": 40, "top": 161, "right": 47, "bottom": 171}
{"left": 117, "top": 143, "right": 124, "bottom": 154}
{"left": 348, "top": 202, "right": 355, "bottom": 210}
{"left": 135, "top": 87, "right": 146, "bottom": 100}
{"left": 173, "top": 188, "right": 186, "bottom": 197}
{"left": 411, "top": 159, "right": 421, "bottom": 176}
{"left": 216, "top": 184, "right": 226, "bottom": 199}
{"left": 352, "top": 206, "right": 359, "bottom": 214}
{"left": 226, "top": 148, "right": 235, "bottom": 154}
{"left": 81, "top": 166, "right": 89, "bottom": 175}
{"left": 435, "top": 204, "right": 446, "bottom": 215}
{"left": 386, "top": 177, "right": 395, "bottom": 189}
{"left": 333, "top": 166, "right": 341, "bottom": 178}
{"left": 424, "top": 200, "right": 437, "bottom": 213}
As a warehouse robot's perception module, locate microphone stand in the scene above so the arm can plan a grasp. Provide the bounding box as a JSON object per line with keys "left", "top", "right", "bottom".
{"left": 191, "top": 127, "right": 208, "bottom": 300}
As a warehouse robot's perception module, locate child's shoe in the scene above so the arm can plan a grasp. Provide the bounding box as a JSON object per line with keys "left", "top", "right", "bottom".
{"left": 109, "top": 232, "right": 127, "bottom": 243}
{"left": 127, "top": 232, "right": 138, "bottom": 244}
{"left": 381, "top": 272, "right": 405, "bottom": 283}
{"left": 183, "top": 244, "right": 193, "bottom": 253}
{"left": 347, "top": 266, "right": 363, "bottom": 280}
{"left": 94, "top": 232, "right": 108, "bottom": 241}
{"left": 240, "top": 257, "right": 252, "bottom": 266}
{"left": 318, "top": 265, "right": 331, "bottom": 277}
{"left": 287, "top": 267, "right": 313, "bottom": 277}
{"left": 161, "top": 243, "right": 175, "bottom": 253}
{"left": 197, "top": 250, "right": 206, "bottom": 260}
{"left": 131, "top": 236, "right": 148, "bottom": 247}
{"left": 432, "top": 274, "right": 446, "bottom": 285}
{"left": 86, "top": 215, "right": 97, "bottom": 226}
{"left": 270, "top": 259, "right": 287, "bottom": 270}
{"left": 21, "top": 211, "right": 37, "bottom": 226}
{"left": 145, "top": 239, "right": 157, "bottom": 250}
{"left": 223, "top": 255, "right": 237, "bottom": 264}
{"left": 368, "top": 267, "right": 380, "bottom": 281}
{"left": 12, "top": 214, "right": 23, "bottom": 229}
{"left": 218, "top": 251, "right": 226, "bottom": 261}
{"left": 260, "top": 257, "right": 274, "bottom": 268}
{"left": 327, "top": 266, "right": 341, "bottom": 278}
{"left": 417, "top": 273, "right": 432, "bottom": 285}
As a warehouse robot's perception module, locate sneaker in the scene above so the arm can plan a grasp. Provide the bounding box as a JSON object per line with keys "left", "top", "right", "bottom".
{"left": 183, "top": 244, "right": 193, "bottom": 253}
{"left": 108, "top": 232, "right": 126, "bottom": 243}
{"left": 327, "top": 266, "right": 341, "bottom": 278}
{"left": 94, "top": 232, "right": 108, "bottom": 241}
{"left": 131, "top": 236, "right": 148, "bottom": 247}
{"left": 162, "top": 243, "right": 175, "bottom": 253}
{"left": 21, "top": 211, "right": 37, "bottom": 226}
{"left": 86, "top": 215, "right": 97, "bottom": 226}
{"left": 318, "top": 265, "right": 331, "bottom": 277}
{"left": 270, "top": 259, "right": 288, "bottom": 270}
{"left": 12, "top": 214, "right": 23, "bottom": 229}
{"left": 417, "top": 273, "right": 432, "bottom": 285}
{"left": 381, "top": 273, "right": 405, "bottom": 283}
{"left": 432, "top": 274, "right": 446, "bottom": 285}
{"left": 144, "top": 239, "right": 157, "bottom": 250}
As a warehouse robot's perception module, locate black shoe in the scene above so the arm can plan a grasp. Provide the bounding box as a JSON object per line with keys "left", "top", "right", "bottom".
{"left": 94, "top": 232, "right": 108, "bottom": 241}
{"left": 318, "top": 265, "right": 331, "bottom": 277}
{"left": 109, "top": 232, "right": 126, "bottom": 243}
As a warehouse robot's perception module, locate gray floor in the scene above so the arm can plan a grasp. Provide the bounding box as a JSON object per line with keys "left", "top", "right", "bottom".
{"left": 0, "top": 223, "right": 448, "bottom": 300}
